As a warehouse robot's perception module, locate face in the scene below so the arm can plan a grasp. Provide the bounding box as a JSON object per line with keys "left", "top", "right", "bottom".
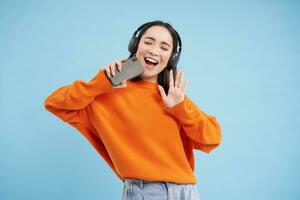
{"left": 135, "top": 25, "right": 173, "bottom": 83}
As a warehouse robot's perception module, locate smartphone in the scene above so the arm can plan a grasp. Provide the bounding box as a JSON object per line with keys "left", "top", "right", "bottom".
{"left": 106, "top": 56, "right": 145, "bottom": 86}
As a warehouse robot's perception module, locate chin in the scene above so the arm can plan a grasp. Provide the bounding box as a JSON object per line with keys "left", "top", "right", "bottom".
{"left": 142, "top": 67, "right": 164, "bottom": 79}
{"left": 141, "top": 71, "right": 155, "bottom": 78}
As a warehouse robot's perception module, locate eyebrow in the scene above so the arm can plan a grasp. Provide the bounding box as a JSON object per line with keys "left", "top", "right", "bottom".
{"left": 144, "top": 36, "right": 171, "bottom": 48}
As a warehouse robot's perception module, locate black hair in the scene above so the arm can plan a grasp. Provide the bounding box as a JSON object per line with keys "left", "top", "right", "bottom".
{"left": 128, "top": 20, "right": 181, "bottom": 94}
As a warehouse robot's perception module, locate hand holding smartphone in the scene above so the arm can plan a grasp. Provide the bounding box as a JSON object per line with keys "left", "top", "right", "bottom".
{"left": 104, "top": 57, "right": 145, "bottom": 87}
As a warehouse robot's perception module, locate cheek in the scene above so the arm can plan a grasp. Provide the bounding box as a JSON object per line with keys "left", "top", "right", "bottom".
{"left": 162, "top": 52, "right": 172, "bottom": 62}
{"left": 136, "top": 43, "right": 148, "bottom": 54}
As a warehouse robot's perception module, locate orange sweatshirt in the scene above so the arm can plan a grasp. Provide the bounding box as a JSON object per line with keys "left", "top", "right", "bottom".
{"left": 44, "top": 69, "right": 222, "bottom": 184}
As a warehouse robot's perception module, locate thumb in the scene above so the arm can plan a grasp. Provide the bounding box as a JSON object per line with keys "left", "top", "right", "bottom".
{"left": 158, "top": 85, "right": 167, "bottom": 99}
{"left": 120, "top": 80, "right": 127, "bottom": 88}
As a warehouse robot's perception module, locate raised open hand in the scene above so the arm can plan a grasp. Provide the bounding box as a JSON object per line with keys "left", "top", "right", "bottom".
{"left": 158, "top": 69, "right": 189, "bottom": 109}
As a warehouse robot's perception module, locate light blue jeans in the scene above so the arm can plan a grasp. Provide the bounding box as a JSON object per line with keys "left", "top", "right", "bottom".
{"left": 122, "top": 178, "right": 200, "bottom": 200}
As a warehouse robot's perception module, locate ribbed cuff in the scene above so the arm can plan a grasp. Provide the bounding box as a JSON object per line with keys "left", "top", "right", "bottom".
{"left": 88, "top": 69, "right": 115, "bottom": 95}
{"left": 163, "top": 96, "right": 203, "bottom": 125}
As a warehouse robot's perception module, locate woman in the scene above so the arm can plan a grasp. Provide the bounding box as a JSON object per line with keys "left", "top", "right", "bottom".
{"left": 44, "top": 20, "right": 222, "bottom": 200}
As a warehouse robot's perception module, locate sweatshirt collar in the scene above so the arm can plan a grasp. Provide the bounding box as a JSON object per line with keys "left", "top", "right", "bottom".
{"left": 129, "top": 80, "right": 159, "bottom": 92}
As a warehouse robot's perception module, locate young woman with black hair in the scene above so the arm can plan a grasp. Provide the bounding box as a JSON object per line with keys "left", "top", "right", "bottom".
{"left": 45, "top": 20, "right": 222, "bottom": 200}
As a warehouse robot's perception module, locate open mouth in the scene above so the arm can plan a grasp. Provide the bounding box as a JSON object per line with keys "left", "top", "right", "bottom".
{"left": 144, "top": 57, "right": 159, "bottom": 68}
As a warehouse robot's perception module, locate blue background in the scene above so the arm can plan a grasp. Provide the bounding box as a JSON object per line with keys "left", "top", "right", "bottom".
{"left": 1, "top": 0, "right": 299, "bottom": 199}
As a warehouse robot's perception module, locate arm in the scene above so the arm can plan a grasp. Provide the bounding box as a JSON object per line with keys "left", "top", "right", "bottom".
{"left": 44, "top": 69, "right": 123, "bottom": 179}
{"left": 164, "top": 95, "right": 222, "bottom": 153}
{"left": 44, "top": 69, "right": 113, "bottom": 123}
{"left": 44, "top": 59, "right": 129, "bottom": 179}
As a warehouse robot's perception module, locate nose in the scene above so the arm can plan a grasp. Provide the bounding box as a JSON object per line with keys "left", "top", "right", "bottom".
{"left": 148, "top": 47, "right": 159, "bottom": 56}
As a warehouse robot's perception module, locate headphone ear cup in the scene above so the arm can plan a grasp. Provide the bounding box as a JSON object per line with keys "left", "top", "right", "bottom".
{"left": 168, "top": 52, "right": 181, "bottom": 67}
{"left": 173, "top": 52, "right": 180, "bottom": 67}
{"left": 128, "top": 35, "right": 138, "bottom": 53}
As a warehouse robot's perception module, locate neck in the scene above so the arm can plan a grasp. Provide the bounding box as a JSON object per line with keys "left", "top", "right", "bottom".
{"left": 141, "top": 76, "right": 158, "bottom": 83}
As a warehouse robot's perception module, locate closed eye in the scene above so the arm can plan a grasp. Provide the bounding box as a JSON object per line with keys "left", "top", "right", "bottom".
{"left": 144, "top": 41, "right": 169, "bottom": 51}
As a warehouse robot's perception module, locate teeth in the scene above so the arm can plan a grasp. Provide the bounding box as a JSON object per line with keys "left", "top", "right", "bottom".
{"left": 145, "top": 57, "right": 158, "bottom": 64}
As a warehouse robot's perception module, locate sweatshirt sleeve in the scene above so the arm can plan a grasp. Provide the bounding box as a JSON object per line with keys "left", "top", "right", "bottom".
{"left": 44, "top": 69, "right": 123, "bottom": 180}
{"left": 44, "top": 69, "right": 114, "bottom": 123}
{"left": 164, "top": 95, "right": 222, "bottom": 153}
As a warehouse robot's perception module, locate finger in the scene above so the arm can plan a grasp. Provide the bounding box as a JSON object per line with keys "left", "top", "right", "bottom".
{"left": 109, "top": 62, "right": 117, "bottom": 76}
{"left": 183, "top": 80, "right": 189, "bottom": 93}
{"left": 169, "top": 69, "right": 174, "bottom": 87}
{"left": 179, "top": 70, "right": 184, "bottom": 89}
{"left": 120, "top": 57, "right": 128, "bottom": 63}
{"left": 116, "top": 60, "right": 122, "bottom": 72}
{"left": 158, "top": 85, "right": 167, "bottom": 100}
{"left": 113, "top": 60, "right": 119, "bottom": 74}
{"left": 121, "top": 80, "right": 127, "bottom": 87}
{"left": 175, "top": 69, "right": 181, "bottom": 87}
{"left": 104, "top": 66, "right": 110, "bottom": 78}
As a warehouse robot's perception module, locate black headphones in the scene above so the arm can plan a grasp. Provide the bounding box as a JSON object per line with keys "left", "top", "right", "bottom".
{"left": 128, "top": 22, "right": 182, "bottom": 68}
